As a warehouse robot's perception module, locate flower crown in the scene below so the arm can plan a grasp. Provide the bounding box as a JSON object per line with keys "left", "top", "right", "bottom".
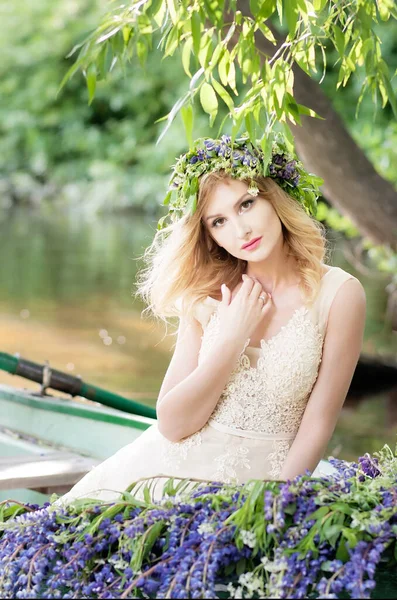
{"left": 158, "top": 132, "right": 324, "bottom": 229}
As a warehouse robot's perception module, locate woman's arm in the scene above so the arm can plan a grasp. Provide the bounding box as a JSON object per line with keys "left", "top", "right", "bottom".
{"left": 157, "top": 314, "right": 246, "bottom": 443}
{"left": 279, "top": 277, "right": 367, "bottom": 481}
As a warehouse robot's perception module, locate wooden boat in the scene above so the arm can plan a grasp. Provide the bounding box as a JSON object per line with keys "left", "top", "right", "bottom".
{"left": 0, "top": 382, "right": 156, "bottom": 503}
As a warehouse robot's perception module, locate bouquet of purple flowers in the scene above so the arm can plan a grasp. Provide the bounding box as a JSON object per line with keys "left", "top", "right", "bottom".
{"left": 0, "top": 444, "right": 396, "bottom": 599}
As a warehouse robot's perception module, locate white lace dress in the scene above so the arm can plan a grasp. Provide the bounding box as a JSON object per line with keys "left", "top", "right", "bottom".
{"left": 59, "top": 266, "right": 357, "bottom": 503}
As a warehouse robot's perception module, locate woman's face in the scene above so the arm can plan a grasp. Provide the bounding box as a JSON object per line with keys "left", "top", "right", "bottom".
{"left": 202, "top": 178, "right": 283, "bottom": 261}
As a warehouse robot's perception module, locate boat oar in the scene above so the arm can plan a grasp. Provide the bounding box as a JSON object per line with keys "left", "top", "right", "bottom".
{"left": 0, "top": 352, "right": 156, "bottom": 420}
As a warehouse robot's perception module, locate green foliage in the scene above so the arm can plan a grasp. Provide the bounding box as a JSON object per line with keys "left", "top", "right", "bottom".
{"left": 61, "top": 0, "right": 397, "bottom": 149}
{"left": 0, "top": 0, "right": 211, "bottom": 212}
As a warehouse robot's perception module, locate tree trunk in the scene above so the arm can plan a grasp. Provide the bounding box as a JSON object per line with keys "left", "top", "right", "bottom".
{"left": 289, "top": 71, "right": 397, "bottom": 250}
{"left": 235, "top": 2, "right": 397, "bottom": 249}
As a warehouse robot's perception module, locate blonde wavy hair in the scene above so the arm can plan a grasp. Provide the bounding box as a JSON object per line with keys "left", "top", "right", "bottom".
{"left": 135, "top": 172, "right": 329, "bottom": 326}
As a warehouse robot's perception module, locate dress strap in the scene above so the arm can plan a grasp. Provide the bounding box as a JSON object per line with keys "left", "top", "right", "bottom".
{"left": 313, "top": 266, "right": 359, "bottom": 338}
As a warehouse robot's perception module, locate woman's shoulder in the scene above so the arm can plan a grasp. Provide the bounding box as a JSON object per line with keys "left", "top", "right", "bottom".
{"left": 314, "top": 264, "right": 364, "bottom": 335}
{"left": 175, "top": 295, "right": 219, "bottom": 329}
{"left": 194, "top": 296, "right": 219, "bottom": 329}
{"left": 320, "top": 264, "right": 360, "bottom": 286}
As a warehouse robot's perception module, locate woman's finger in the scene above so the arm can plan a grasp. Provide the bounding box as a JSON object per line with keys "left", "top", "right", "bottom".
{"left": 238, "top": 275, "right": 254, "bottom": 295}
{"left": 221, "top": 284, "right": 231, "bottom": 305}
{"left": 260, "top": 293, "right": 272, "bottom": 312}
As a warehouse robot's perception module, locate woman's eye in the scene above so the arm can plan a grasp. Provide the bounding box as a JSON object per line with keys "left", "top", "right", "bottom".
{"left": 211, "top": 200, "right": 253, "bottom": 227}
{"left": 240, "top": 199, "right": 254, "bottom": 210}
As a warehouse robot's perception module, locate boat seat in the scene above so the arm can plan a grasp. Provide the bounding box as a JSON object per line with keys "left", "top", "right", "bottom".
{"left": 0, "top": 452, "right": 99, "bottom": 494}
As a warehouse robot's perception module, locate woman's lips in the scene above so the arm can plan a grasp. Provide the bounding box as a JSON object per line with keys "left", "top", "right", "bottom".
{"left": 242, "top": 236, "right": 262, "bottom": 251}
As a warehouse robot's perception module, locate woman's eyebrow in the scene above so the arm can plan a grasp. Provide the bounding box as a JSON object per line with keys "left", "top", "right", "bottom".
{"left": 205, "top": 193, "right": 250, "bottom": 221}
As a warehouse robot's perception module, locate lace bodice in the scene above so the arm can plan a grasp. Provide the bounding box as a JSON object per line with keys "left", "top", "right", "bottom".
{"left": 194, "top": 266, "right": 357, "bottom": 437}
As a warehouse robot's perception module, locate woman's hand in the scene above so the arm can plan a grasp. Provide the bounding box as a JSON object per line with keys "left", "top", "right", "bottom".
{"left": 217, "top": 275, "right": 272, "bottom": 344}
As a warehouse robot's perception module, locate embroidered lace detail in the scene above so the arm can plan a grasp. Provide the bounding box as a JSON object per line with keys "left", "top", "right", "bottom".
{"left": 162, "top": 431, "right": 202, "bottom": 470}
{"left": 211, "top": 444, "right": 251, "bottom": 483}
{"left": 268, "top": 440, "right": 291, "bottom": 479}
{"left": 199, "top": 306, "right": 324, "bottom": 435}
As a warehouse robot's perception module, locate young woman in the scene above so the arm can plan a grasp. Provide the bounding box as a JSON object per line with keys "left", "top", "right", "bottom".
{"left": 59, "top": 134, "right": 366, "bottom": 503}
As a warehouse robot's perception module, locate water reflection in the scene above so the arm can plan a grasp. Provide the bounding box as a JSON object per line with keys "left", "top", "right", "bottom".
{"left": 0, "top": 207, "right": 396, "bottom": 460}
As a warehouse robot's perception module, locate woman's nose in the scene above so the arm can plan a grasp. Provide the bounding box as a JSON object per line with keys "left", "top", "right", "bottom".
{"left": 236, "top": 223, "right": 252, "bottom": 239}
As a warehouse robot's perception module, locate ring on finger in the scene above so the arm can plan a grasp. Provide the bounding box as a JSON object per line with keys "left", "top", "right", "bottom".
{"left": 258, "top": 295, "right": 266, "bottom": 302}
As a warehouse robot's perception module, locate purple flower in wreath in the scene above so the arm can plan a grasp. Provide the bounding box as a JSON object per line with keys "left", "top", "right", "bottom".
{"left": 204, "top": 139, "right": 216, "bottom": 151}
{"left": 242, "top": 152, "right": 256, "bottom": 167}
{"left": 232, "top": 150, "right": 243, "bottom": 165}
{"left": 273, "top": 153, "right": 285, "bottom": 166}
{"left": 218, "top": 144, "right": 231, "bottom": 158}
{"left": 284, "top": 161, "right": 297, "bottom": 177}
{"left": 190, "top": 155, "right": 199, "bottom": 164}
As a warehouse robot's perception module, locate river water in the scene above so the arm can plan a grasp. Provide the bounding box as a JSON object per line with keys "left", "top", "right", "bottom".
{"left": 0, "top": 207, "right": 396, "bottom": 461}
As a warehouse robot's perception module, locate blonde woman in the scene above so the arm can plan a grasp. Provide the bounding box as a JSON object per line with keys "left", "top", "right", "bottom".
{"left": 60, "top": 134, "right": 366, "bottom": 503}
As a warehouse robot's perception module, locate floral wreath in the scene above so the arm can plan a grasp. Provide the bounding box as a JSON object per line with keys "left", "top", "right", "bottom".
{"left": 158, "top": 132, "right": 324, "bottom": 230}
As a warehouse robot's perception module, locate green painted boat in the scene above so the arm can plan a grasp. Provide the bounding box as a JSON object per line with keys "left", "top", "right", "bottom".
{"left": 0, "top": 382, "right": 156, "bottom": 503}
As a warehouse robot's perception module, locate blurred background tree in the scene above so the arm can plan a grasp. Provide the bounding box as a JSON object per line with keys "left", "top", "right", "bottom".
{"left": 0, "top": 0, "right": 209, "bottom": 214}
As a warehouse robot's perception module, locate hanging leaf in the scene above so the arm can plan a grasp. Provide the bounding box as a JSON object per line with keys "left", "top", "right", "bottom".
{"left": 96, "top": 44, "right": 112, "bottom": 80}
{"left": 198, "top": 30, "right": 214, "bottom": 69}
{"left": 200, "top": 82, "right": 218, "bottom": 124}
{"left": 231, "top": 111, "right": 245, "bottom": 144}
{"left": 137, "top": 39, "right": 148, "bottom": 67}
{"left": 313, "top": 0, "right": 327, "bottom": 11}
{"left": 211, "top": 77, "right": 235, "bottom": 111}
{"left": 257, "top": 0, "right": 277, "bottom": 19}
{"left": 218, "top": 51, "right": 230, "bottom": 87}
{"left": 228, "top": 60, "right": 237, "bottom": 94}
{"left": 191, "top": 11, "right": 201, "bottom": 57}
{"left": 273, "top": 64, "right": 286, "bottom": 109}
{"left": 164, "top": 26, "right": 179, "bottom": 57}
{"left": 166, "top": 0, "right": 178, "bottom": 25}
{"left": 182, "top": 37, "right": 193, "bottom": 77}
{"left": 181, "top": 104, "right": 194, "bottom": 149}
{"left": 210, "top": 43, "right": 225, "bottom": 71}
{"left": 379, "top": 69, "right": 397, "bottom": 119}
{"left": 285, "top": 0, "right": 299, "bottom": 38}
{"left": 245, "top": 111, "right": 256, "bottom": 142}
{"left": 333, "top": 24, "right": 345, "bottom": 56}
{"left": 277, "top": 0, "right": 283, "bottom": 24}
{"left": 258, "top": 23, "right": 277, "bottom": 45}
{"left": 86, "top": 63, "right": 97, "bottom": 105}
